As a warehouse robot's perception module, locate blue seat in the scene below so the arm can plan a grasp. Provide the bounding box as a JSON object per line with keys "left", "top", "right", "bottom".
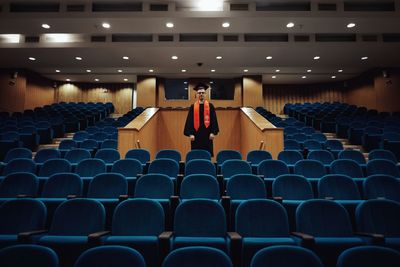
{"left": 75, "top": 245, "right": 145, "bottom": 267}
{"left": 362, "top": 126, "right": 383, "bottom": 152}
{"left": 111, "top": 159, "right": 143, "bottom": 194}
{"left": 162, "top": 246, "right": 232, "bottom": 267}
{"left": 221, "top": 159, "right": 252, "bottom": 181}
{"left": 368, "top": 149, "right": 398, "bottom": 163}
{"left": 100, "top": 139, "right": 117, "bottom": 149}
{"left": 148, "top": 159, "right": 179, "bottom": 181}
{"left": 34, "top": 149, "right": 61, "bottom": 168}
{"left": 284, "top": 139, "right": 302, "bottom": 151}
{"left": 0, "top": 172, "right": 38, "bottom": 198}
{"left": 355, "top": 199, "right": 400, "bottom": 251}
{"left": 363, "top": 175, "right": 400, "bottom": 202}
{"left": 156, "top": 149, "right": 181, "bottom": 164}
{"left": 236, "top": 200, "right": 297, "bottom": 267}
{"left": 0, "top": 199, "right": 46, "bottom": 249}
{"left": 58, "top": 140, "right": 78, "bottom": 157}
{"left": 87, "top": 173, "right": 127, "bottom": 199}
{"left": 294, "top": 160, "right": 326, "bottom": 179}
{"left": 296, "top": 200, "right": 364, "bottom": 267}
{"left": 216, "top": 150, "right": 242, "bottom": 172}
{"left": 303, "top": 140, "right": 323, "bottom": 151}
{"left": 278, "top": 150, "right": 303, "bottom": 171}
{"left": 73, "top": 131, "right": 90, "bottom": 143}
{"left": 0, "top": 140, "right": 21, "bottom": 162}
{"left": 330, "top": 159, "right": 364, "bottom": 179}
{"left": 1, "top": 158, "right": 36, "bottom": 176}
{"left": 366, "top": 159, "right": 400, "bottom": 177}
{"left": 258, "top": 160, "right": 290, "bottom": 179}
{"left": 103, "top": 199, "right": 165, "bottom": 267}
{"left": 18, "top": 126, "right": 40, "bottom": 150}
{"left": 318, "top": 174, "right": 361, "bottom": 200}
{"left": 272, "top": 174, "right": 313, "bottom": 200}
{"left": 337, "top": 246, "right": 400, "bottom": 267}
{"left": 125, "top": 149, "right": 150, "bottom": 166}
{"left": 36, "top": 121, "right": 54, "bottom": 144}
{"left": 250, "top": 246, "right": 323, "bottom": 267}
{"left": 64, "top": 149, "right": 91, "bottom": 167}
{"left": 41, "top": 173, "right": 83, "bottom": 198}
{"left": 37, "top": 199, "right": 105, "bottom": 267}
{"left": 75, "top": 158, "right": 106, "bottom": 180}
{"left": 94, "top": 149, "right": 120, "bottom": 171}
{"left": 347, "top": 122, "right": 366, "bottom": 145}
{"left": 247, "top": 150, "right": 272, "bottom": 173}
{"left": 3, "top": 148, "right": 32, "bottom": 163}
{"left": 38, "top": 159, "right": 72, "bottom": 178}
{"left": 338, "top": 150, "right": 366, "bottom": 170}
{"left": 180, "top": 174, "right": 220, "bottom": 200}
{"left": 186, "top": 149, "right": 211, "bottom": 162}
{"left": 307, "top": 150, "right": 335, "bottom": 169}
{"left": 0, "top": 245, "right": 59, "bottom": 267}
{"left": 311, "top": 133, "right": 327, "bottom": 143}
{"left": 324, "top": 140, "right": 344, "bottom": 158}
{"left": 185, "top": 159, "right": 216, "bottom": 177}
{"left": 79, "top": 139, "right": 98, "bottom": 155}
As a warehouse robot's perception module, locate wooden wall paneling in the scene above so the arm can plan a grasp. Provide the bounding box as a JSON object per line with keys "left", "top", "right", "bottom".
{"left": 214, "top": 109, "right": 241, "bottom": 155}
{"left": 0, "top": 71, "right": 26, "bottom": 112}
{"left": 243, "top": 75, "right": 263, "bottom": 108}
{"left": 137, "top": 76, "right": 157, "bottom": 108}
{"left": 24, "top": 73, "right": 55, "bottom": 110}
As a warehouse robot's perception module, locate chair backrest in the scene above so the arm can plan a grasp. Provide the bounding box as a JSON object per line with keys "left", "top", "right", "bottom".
{"left": 73, "top": 131, "right": 89, "bottom": 142}
{"left": 307, "top": 150, "right": 335, "bottom": 165}
{"left": 156, "top": 149, "right": 181, "bottom": 163}
{"left": 250, "top": 246, "right": 323, "bottom": 267}
{"left": 80, "top": 139, "right": 98, "bottom": 150}
{"left": 296, "top": 199, "right": 354, "bottom": 237}
{"left": 49, "top": 199, "right": 105, "bottom": 235}
{"left": 284, "top": 139, "right": 302, "bottom": 150}
{"left": 76, "top": 159, "right": 106, "bottom": 177}
{"left": 311, "top": 133, "right": 327, "bottom": 142}
{"left": 4, "top": 147, "right": 32, "bottom": 163}
{"left": 257, "top": 160, "right": 289, "bottom": 178}
{"left": 2, "top": 158, "right": 36, "bottom": 176}
{"left": 87, "top": 173, "right": 127, "bottom": 198}
{"left": 41, "top": 173, "right": 82, "bottom": 198}
{"left": 34, "top": 149, "right": 61, "bottom": 164}
{"left": 58, "top": 139, "right": 77, "bottom": 150}
{"left": 148, "top": 158, "right": 179, "bottom": 178}
{"left": 185, "top": 159, "right": 216, "bottom": 177}
{"left": 246, "top": 150, "right": 272, "bottom": 165}
{"left": 180, "top": 174, "right": 220, "bottom": 200}
{"left": 101, "top": 139, "right": 118, "bottom": 149}
{"left": 324, "top": 139, "right": 344, "bottom": 150}
{"left": 134, "top": 174, "right": 174, "bottom": 199}
{"left": 112, "top": 199, "right": 164, "bottom": 235}
{"left": 38, "top": 159, "right": 71, "bottom": 177}
{"left": 226, "top": 174, "right": 266, "bottom": 200}
{"left": 363, "top": 175, "right": 400, "bottom": 202}
{"left": 74, "top": 246, "right": 145, "bottom": 267}
{"left": 368, "top": 149, "right": 398, "bottom": 163}
{"left": 64, "top": 149, "right": 91, "bottom": 164}
{"left": 272, "top": 174, "right": 313, "bottom": 200}
{"left": 162, "top": 246, "right": 233, "bottom": 267}
{"left": 111, "top": 159, "right": 142, "bottom": 177}
{"left": 0, "top": 245, "right": 59, "bottom": 267}
{"left": 303, "top": 140, "right": 323, "bottom": 151}
{"left": 318, "top": 174, "right": 361, "bottom": 200}
{"left": 294, "top": 160, "right": 326, "bottom": 178}
{"left": 221, "top": 159, "right": 252, "bottom": 180}
{"left": 94, "top": 148, "right": 120, "bottom": 164}
{"left": 0, "top": 199, "right": 46, "bottom": 234}
{"left": 174, "top": 199, "right": 226, "bottom": 237}
{"left": 216, "top": 150, "right": 242, "bottom": 166}
{"left": 366, "top": 159, "right": 400, "bottom": 177}
{"left": 338, "top": 150, "right": 366, "bottom": 164}
{"left": 236, "top": 199, "right": 289, "bottom": 237}
{"left": 330, "top": 159, "right": 364, "bottom": 178}
{"left": 278, "top": 150, "right": 303, "bottom": 165}
{"left": 186, "top": 149, "right": 211, "bottom": 162}
{"left": 337, "top": 246, "right": 400, "bottom": 267}
{"left": 0, "top": 172, "right": 38, "bottom": 197}
{"left": 125, "top": 149, "right": 150, "bottom": 164}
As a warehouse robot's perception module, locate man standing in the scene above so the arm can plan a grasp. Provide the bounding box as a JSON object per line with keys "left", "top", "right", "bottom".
{"left": 184, "top": 82, "right": 219, "bottom": 156}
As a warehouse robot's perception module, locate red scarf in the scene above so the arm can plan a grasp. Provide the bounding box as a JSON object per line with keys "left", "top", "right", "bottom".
{"left": 194, "top": 100, "right": 210, "bottom": 131}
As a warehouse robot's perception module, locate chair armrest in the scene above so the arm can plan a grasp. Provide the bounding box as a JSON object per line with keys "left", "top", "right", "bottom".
{"left": 67, "top": 194, "right": 78, "bottom": 199}
{"left": 228, "top": 232, "right": 242, "bottom": 267}
{"left": 177, "top": 174, "right": 184, "bottom": 193}
{"left": 159, "top": 231, "right": 173, "bottom": 263}
{"left": 18, "top": 230, "right": 48, "bottom": 243}
{"left": 273, "top": 196, "right": 283, "bottom": 204}
{"left": 88, "top": 231, "right": 111, "bottom": 245}
{"left": 324, "top": 196, "right": 334, "bottom": 200}
{"left": 291, "top": 232, "right": 315, "bottom": 248}
{"left": 355, "top": 232, "right": 385, "bottom": 245}
{"left": 221, "top": 196, "right": 231, "bottom": 228}
{"left": 159, "top": 231, "right": 173, "bottom": 240}
{"left": 227, "top": 231, "right": 242, "bottom": 241}
{"left": 118, "top": 195, "right": 129, "bottom": 202}
{"left": 257, "top": 174, "right": 264, "bottom": 179}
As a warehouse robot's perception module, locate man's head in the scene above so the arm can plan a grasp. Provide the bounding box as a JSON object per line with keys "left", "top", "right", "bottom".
{"left": 194, "top": 82, "right": 209, "bottom": 102}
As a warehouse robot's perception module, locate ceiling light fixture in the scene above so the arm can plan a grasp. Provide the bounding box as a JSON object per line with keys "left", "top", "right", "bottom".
{"left": 124, "top": 78, "right": 128, "bottom": 81}
{"left": 243, "top": 69, "right": 249, "bottom": 72}
{"left": 307, "top": 69, "right": 312, "bottom": 73}
{"left": 338, "top": 69, "right": 343, "bottom": 72}
{"left": 55, "top": 69, "right": 60, "bottom": 73}
{"left": 94, "top": 78, "right": 99, "bottom": 82}
{"left": 331, "top": 76, "right": 336, "bottom": 79}
{"left": 166, "top": 22, "right": 174, "bottom": 28}
{"left": 149, "top": 69, "right": 154, "bottom": 73}
{"left": 117, "top": 69, "right": 123, "bottom": 73}
{"left": 216, "top": 56, "right": 222, "bottom": 60}
{"left": 211, "top": 69, "right": 216, "bottom": 72}
{"left": 347, "top": 23, "right": 356, "bottom": 28}
{"left": 75, "top": 56, "right": 82, "bottom": 61}
{"left": 302, "top": 76, "right": 307, "bottom": 79}
{"left": 313, "top": 56, "right": 320, "bottom": 60}
{"left": 171, "top": 56, "right": 178, "bottom": 60}
{"left": 196, "top": 0, "right": 223, "bottom": 11}
{"left": 275, "top": 69, "right": 280, "bottom": 72}
{"left": 181, "top": 69, "right": 187, "bottom": 72}
{"left": 86, "top": 69, "right": 91, "bottom": 73}
{"left": 41, "top": 24, "right": 50, "bottom": 29}
{"left": 28, "top": 57, "right": 36, "bottom": 61}
{"left": 222, "top": 22, "right": 230, "bottom": 28}
{"left": 66, "top": 79, "right": 70, "bottom": 82}
{"left": 272, "top": 76, "right": 276, "bottom": 79}
{"left": 286, "top": 22, "right": 295, "bottom": 28}
{"left": 122, "top": 56, "right": 129, "bottom": 60}
{"left": 266, "top": 56, "right": 272, "bottom": 60}
{"left": 102, "top": 23, "right": 111, "bottom": 29}
{"left": 361, "top": 56, "right": 368, "bottom": 60}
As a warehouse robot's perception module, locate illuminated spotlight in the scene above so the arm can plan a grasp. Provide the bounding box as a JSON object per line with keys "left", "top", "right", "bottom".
{"left": 75, "top": 56, "right": 82, "bottom": 61}
{"left": 166, "top": 22, "right": 174, "bottom": 28}
{"left": 102, "top": 23, "right": 111, "bottom": 29}
{"left": 42, "top": 24, "right": 50, "bottom": 29}
{"left": 122, "top": 56, "right": 129, "bottom": 60}
{"left": 171, "top": 56, "right": 178, "bottom": 60}
{"left": 28, "top": 57, "right": 36, "bottom": 61}
{"left": 286, "top": 22, "right": 295, "bottom": 28}
{"left": 347, "top": 23, "right": 356, "bottom": 28}
{"left": 313, "top": 56, "right": 320, "bottom": 60}
{"left": 222, "top": 22, "right": 230, "bottom": 28}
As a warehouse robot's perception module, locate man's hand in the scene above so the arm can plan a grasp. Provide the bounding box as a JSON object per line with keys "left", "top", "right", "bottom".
{"left": 209, "top": 133, "right": 215, "bottom": 140}
{"left": 190, "top": 135, "right": 195, "bottom": 141}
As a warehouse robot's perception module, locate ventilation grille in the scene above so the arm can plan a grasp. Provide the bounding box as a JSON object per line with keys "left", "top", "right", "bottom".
{"left": 179, "top": 34, "right": 218, "bottom": 42}
{"left": 318, "top": 3, "right": 337, "bottom": 11}
{"left": 150, "top": 4, "right": 168, "bottom": 11}
{"left": 67, "top": 4, "right": 85, "bottom": 12}
{"left": 383, "top": 34, "right": 400, "bottom": 42}
{"left": 244, "top": 34, "right": 288, "bottom": 42}
{"left": 92, "top": 2, "right": 143, "bottom": 12}
{"left": 223, "top": 35, "right": 239, "bottom": 42}
{"left": 315, "top": 34, "right": 356, "bottom": 42}
{"left": 344, "top": 1, "right": 395, "bottom": 11}
{"left": 112, "top": 34, "right": 152, "bottom": 42}
{"left": 294, "top": 35, "right": 310, "bottom": 42}
{"left": 256, "top": 2, "right": 311, "bottom": 11}
{"left": 159, "top": 35, "right": 174, "bottom": 42}
{"left": 10, "top": 3, "right": 60, "bottom": 12}
{"left": 362, "top": 35, "right": 378, "bottom": 42}
{"left": 25, "top": 36, "right": 40, "bottom": 43}
{"left": 230, "top": 3, "right": 249, "bottom": 11}
{"left": 91, "top": 35, "right": 106, "bottom": 42}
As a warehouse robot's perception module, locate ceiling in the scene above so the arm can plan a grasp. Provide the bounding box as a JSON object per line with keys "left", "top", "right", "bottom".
{"left": 0, "top": 0, "right": 399, "bottom": 84}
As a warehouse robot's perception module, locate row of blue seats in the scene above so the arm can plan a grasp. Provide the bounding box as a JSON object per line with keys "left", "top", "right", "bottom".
{"left": 0, "top": 197, "right": 399, "bottom": 267}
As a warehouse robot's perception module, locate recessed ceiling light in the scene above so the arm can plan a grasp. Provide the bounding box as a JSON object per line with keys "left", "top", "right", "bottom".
{"left": 94, "top": 78, "right": 99, "bottom": 82}
{"left": 166, "top": 22, "right": 174, "bottom": 28}
{"left": 124, "top": 78, "right": 128, "bottom": 81}
{"left": 361, "top": 56, "right": 368, "bottom": 60}
{"left": 266, "top": 56, "right": 272, "bottom": 60}
{"left": 347, "top": 23, "right": 356, "bottom": 28}
{"left": 184, "top": 81, "right": 188, "bottom": 84}
{"left": 307, "top": 69, "right": 312, "bottom": 73}
{"left": 275, "top": 69, "right": 280, "bottom": 72}
{"left": 41, "top": 24, "right": 50, "bottom": 29}
{"left": 117, "top": 69, "right": 123, "bottom": 73}
{"left": 338, "top": 69, "right": 343, "bottom": 72}
{"left": 66, "top": 79, "right": 70, "bottom": 82}
{"left": 302, "top": 76, "right": 307, "bottom": 79}
{"left": 286, "top": 22, "right": 295, "bottom": 28}
{"left": 243, "top": 69, "right": 249, "bottom": 72}
{"left": 149, "top": 69, "right": 154, "bottom": 73}
{"left": 171, "top": 56, "right": 178, "bottom": 60}
{"left": 211, "top": 69, "right": 216, "bottom": 72}
{"left": 55, "top": 69, "right": 60, "bottom": 73}
{"left": 75, "top": 56, "right": 82, "bottom": 61}
{"left": 28, "top": 57, "right": 36, "bottom": 61}
{"left": 102, "top": 23, "right": 111, "bottom": 29}
{"left": 122, "top": 56, "right": 129, "bottom": 60}
{"left": 210, "top": 81, "right": 214, "bottom": 84}
{"left": 181, "top": 69, "right": 187, "bottom": 73}
{"left": 222, "top": 22, "right": 230, "bottom": 28}
{"left": 313, "top": 56, "right": 320, "bottom": 60}
{"left": 86, "top": 69, "right": 91, "bottom": 73}
{"left": 216, "top": 56, "right": 222, "bottom": 60}
{"left": 272, "top": 76, "right": 276, "bottom": 79}
{"left": 331, "top": 76, "right": 336, "bottom": 79}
